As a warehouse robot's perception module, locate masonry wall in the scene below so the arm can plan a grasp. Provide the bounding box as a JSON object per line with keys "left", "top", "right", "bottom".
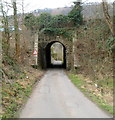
{"left": 37, "top": 33, "right": 73, "bottom": 70}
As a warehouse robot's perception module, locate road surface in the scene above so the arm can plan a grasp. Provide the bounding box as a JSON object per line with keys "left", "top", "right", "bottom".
{"left": 19, "top": 69, "right": 111, "bottom": 118}
{"left": 51, "top": 60, "right": 63, "bottom": 65}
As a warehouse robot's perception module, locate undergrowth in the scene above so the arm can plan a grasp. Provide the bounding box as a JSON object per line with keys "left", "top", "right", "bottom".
{"left": 1, "top": 56, "right": 44, "bottom": 118}
{"left": 68, "top": 73, "right": 113, "bottom": 115}
{"left": 2, "top": 78, "right": 33, "bottom": 118}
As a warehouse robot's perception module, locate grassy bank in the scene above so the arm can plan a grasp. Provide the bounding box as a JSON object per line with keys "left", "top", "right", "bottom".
{"left": 1, "top": 64, "right": 44, "bottom": 118}
{"left": 68, "top": 73, "right": 113, "bottom": 115}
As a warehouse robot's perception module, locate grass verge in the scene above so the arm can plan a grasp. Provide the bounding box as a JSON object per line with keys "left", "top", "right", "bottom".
{"left": 1, "top": 66, "right": 44, "bottom": 118}
{"left": 68, "top": 73, "right": 113, "bottom": 115}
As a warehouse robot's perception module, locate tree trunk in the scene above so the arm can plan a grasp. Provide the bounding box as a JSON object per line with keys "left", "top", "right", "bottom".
{"left": 12, "top": 1, "right": 20, "bottom": 61}
{"left": 102, "top": 0, "right": 114, "bottom": 36}
{"left": 1, "top": 2, "right": 10, "bottom": 56}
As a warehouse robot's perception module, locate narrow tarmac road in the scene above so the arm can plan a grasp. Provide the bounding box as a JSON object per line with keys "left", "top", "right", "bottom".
{"left": 19, "top": 69, "right": 111, "bottom": 118}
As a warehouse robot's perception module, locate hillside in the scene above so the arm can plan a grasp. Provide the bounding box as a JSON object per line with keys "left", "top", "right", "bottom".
{"left": 32, "top": 3, "right": 113, "bottom": 20}
{"left": 32, "top": 7, "right": 72, "bottom": 16}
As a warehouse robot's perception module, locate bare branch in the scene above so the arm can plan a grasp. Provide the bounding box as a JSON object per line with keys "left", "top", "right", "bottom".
{"left": 102, "top": 0, "right": 114, "bottom": 36}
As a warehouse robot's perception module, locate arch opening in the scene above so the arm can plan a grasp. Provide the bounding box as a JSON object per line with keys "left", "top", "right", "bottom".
{"left": 45, "top": 41, "right": 66, "bottom": 69}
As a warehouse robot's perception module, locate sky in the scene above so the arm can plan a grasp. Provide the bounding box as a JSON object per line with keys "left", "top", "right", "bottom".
{"left": 1, "top": 0, "right": 114, "bottom": 14}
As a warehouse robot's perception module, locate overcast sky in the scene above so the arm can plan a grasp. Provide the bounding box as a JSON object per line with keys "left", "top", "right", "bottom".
{"left": 1, "top": 0, "right": 114, "bottom": 14}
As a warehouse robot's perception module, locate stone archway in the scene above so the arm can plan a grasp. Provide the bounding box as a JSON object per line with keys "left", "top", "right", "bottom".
{"left": 37, "top": 34, "right": 74, "bottom": 70}
{"left": 45, "top": 41, "right": 66, "bottom": 69}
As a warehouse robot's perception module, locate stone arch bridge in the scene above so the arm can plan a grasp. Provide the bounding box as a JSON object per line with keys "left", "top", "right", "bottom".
{"left": 33, "top": 33, "right": 76, "bottom": 70}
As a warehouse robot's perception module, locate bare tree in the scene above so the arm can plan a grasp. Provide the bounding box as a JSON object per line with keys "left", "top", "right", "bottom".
{"left": 1, "top": 1, "right": 10, "bottom": 56}
{"left": 102, "top": 0, "right": 114, "bottom": 36}
{"left": 21, "top": 0, "right": 26, "bottom": 63}
{"left": 11, "top": 0, "right": 21, "bottom": 61}
{"left": 21, "top": 0, "right": 25, "bottom": 32}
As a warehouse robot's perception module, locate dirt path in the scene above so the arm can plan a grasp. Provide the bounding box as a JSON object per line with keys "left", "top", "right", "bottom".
{"left": 19, "top": 69, "right": 111, "bottom": 118}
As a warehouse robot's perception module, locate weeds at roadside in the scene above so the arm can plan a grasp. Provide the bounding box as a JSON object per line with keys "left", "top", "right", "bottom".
{"left": 2, "top": 66, "right": 44, "bottom": 118}
{"left": 68, "top": 73, "right": 113, "bottom": 115}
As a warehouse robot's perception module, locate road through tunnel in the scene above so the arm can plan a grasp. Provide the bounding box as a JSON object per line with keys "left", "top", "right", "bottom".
{"left": 45, "top": 41, "right": 66, "bottom": 69}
